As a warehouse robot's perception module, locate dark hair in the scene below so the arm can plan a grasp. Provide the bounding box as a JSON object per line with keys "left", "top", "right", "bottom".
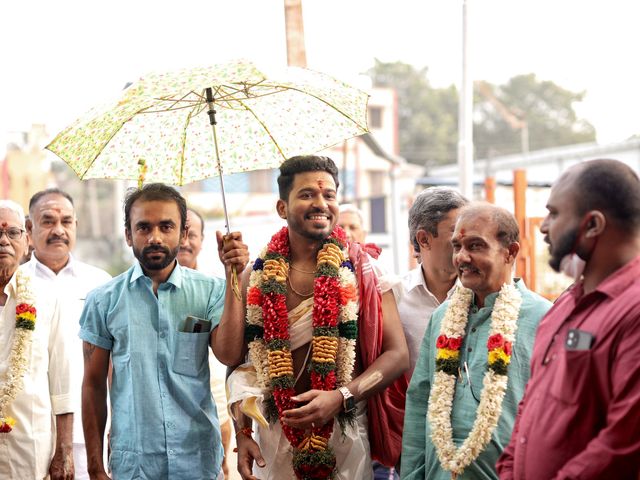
{"left": 409, "top": 187, "right": 469, "bottom": 253}
{"left": 29, "top": 188, "right": 74, "bottom": 214}
{"left": 123, "top": 183, "right": 187, "bottom": 231}
{"left": 458, "top": 203, "right": 520, "bottom": 248}
{"left": 277, "top": 155, "right": 340, "bottom": 201}
{"left": 188, "top": 208, "right": 205, "bottom": 235}
{"left": 570, "top": 159, "right": 640, "bottom": 232}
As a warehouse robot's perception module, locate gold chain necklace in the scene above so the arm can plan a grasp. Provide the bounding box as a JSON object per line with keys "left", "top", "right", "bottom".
{"left": 287, "top": 275, "right": 314, "bottom": 297}
{"left": 290, "top": 263, "right": 316, "bottom": 274}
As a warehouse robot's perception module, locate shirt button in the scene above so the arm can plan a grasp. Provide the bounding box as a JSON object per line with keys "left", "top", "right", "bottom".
{"left": 468, "top": 347, "right": 473, "bottom": 352}
{"left": 520, "top": 436, "right": 527, "bottom": 444}
{"left": 168, "top": 449, "right": 175, "bottom": 455}
{"left": 159, "top": 331, "right": 166, "bottom": 338}
{"left": 471, "top": 328, "right": 477, "bottom": 333}
{"left": 543, "top": 357, "right": 550, "bottom": 364}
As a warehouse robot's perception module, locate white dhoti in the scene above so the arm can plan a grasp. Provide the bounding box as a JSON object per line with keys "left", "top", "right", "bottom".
{"left": 227, "top": 299, "right": 372, "bottom": 480}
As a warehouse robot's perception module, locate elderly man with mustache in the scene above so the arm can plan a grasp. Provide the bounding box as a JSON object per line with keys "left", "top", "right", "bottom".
{"left": 401, "top": 204, "right": 551, "bottom": 480}
{"left": 24, "top": 188, "right": 112, "bottom": 479}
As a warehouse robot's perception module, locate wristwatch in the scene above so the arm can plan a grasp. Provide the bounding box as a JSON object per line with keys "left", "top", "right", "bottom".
{"left": 338, "top": 386, "right": 356, "bottom": 413}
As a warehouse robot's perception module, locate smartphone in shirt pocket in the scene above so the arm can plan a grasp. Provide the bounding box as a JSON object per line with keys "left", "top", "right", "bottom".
{"left": 549, "top": 329, "right": 595, "bottom": 404}
{"left": 173, "top": 315, "right": 211, "bottom": 377}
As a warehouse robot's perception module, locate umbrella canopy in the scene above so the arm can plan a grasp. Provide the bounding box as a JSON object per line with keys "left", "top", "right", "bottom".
{"left": 46, "top": 59, "right": 369, "bottom": 186}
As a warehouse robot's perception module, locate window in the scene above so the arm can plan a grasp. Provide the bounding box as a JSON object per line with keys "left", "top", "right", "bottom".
{"left": 368, "top": 106, "right": 383, "bottom": 129}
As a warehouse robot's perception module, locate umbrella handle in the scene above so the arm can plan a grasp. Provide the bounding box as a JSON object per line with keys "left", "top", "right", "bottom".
{"left": 231, "top": 267, "right": 241, "bottom": 301}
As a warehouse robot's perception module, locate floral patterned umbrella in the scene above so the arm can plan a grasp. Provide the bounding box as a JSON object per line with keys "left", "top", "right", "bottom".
{"left": 46, "top": 59, "right": 368, "bottom": 188}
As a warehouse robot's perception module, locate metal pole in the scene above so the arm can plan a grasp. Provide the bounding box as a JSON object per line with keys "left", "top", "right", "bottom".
{"left": 457, "top": 0, "right": 474, "bottom": 197}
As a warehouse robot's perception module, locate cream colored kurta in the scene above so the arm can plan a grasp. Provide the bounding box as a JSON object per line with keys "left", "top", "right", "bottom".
{"left": 0, "top": 268, "right": 74, "bottom": 480}
{"left": 227, "top": 298, "right": 372, "bottom": 480}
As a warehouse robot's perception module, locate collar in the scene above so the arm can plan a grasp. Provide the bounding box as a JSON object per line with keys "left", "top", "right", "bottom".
{"left": 2, "top": 269, "right": 19, "bottom": 298}
{"left": 408, "top": 265, "right": 458, "bottom": 297}
{"left": 576, "top": 254, "right": 640, "bottom": 299}
{"left": 130, "top": 260, "right": 183, "bottom": 289}
{"left": 472, "top": 278, "right": 527, "bottom": 310}
{"left": 31, "top": 252, "right": 74, "bottom": 277}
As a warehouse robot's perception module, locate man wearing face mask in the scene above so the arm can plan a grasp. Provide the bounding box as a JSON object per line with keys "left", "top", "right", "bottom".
{"left": 497, "top": 159, "right": 640, "bottom": 479}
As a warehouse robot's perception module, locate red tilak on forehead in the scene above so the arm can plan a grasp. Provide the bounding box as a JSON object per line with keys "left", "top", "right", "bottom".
{"left": 1, "top": 222, "right": 8, "bottom": 228}
{"left": 317, "top": 180, "right": 324, "bottom": 189}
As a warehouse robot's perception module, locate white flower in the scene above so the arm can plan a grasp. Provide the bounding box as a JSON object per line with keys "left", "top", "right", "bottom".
{"left": 427, "top": 282, "right": 521, "bottom": 475}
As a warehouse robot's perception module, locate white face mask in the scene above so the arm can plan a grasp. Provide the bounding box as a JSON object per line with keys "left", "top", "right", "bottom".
{"left": 559, "top": 253, "right": 586, "bottom": 282}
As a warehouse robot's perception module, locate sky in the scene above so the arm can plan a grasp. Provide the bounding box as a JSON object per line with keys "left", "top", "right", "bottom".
{"left": 1, "top": 0, "right": 639, "bottom": 152}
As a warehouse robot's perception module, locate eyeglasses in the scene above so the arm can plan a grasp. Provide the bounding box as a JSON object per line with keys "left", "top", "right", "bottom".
{"left": 0, "top": 228, "right": 25, "bottom": 240}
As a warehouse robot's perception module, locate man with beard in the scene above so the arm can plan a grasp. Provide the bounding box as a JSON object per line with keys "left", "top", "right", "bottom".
{"left": 80, "top": 183, "right": 249, "bottom": 480}
{"left": 226, "top": 155, "right": 409, "bottom": 479}
{"left": 0, "top": 200, "right": 74, "bottom": 479}
{"left": 23, "top": 188, "right": 111, "bottom": 479}
{"left": 497, "top": 159, "right": 640, "bottom": 479}
{"left": 401, "top": 204, "right": 551, "bottom": 479}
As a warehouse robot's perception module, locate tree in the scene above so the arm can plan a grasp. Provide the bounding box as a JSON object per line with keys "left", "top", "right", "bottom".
{"left": 367, "top": 61, "right": 597, "bottom": 167}
{"left": 473, "top": 73, "right": 596, "bottom": 159}
{"left": 367, "top": 59, "right": 458, "bottom": 167}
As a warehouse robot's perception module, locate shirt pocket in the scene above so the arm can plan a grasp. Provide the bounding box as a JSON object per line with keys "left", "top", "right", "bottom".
{"left": 549, "top": 348, "right": 593, "bottom": 404}
{"left": 172, "top": 330, "right": 210, "bottom": 377}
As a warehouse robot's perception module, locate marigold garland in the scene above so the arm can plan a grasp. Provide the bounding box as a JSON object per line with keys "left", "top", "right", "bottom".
{"left": 245, "top": 226, "right": 359, "bottom": 479}
{"left": 0, "top": 269, "right": 37, "bottom": 433}
{"left": 427, "top": 283, "right": 522, "bottom": 476}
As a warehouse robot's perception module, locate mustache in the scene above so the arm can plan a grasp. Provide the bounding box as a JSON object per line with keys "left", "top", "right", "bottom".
{"left": 458, "top": 263, "right": 480, "bottom": 273}
{"left": 142, "top": 245, "right": 171, "bottom": 255}
{"left": 179, "top": 246, "right": 193, "bottom": 253}
{"left": 47, "top": 236, "right": 69, "bottom": 245}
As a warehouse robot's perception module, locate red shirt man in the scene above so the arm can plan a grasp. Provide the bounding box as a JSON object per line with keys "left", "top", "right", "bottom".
{"left": 498, "top": 159, "right": 640, "bottom": 479}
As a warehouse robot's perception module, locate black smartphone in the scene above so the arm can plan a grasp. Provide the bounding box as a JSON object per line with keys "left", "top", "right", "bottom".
{"left": 183, "top": 315, "right": 212, "bottom": 333}
{"left": 565, "top": 329, "right": 595, "bottom": 351}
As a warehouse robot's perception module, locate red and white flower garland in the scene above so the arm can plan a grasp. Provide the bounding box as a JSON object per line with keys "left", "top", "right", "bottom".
{"left": 427, "top": 282, "right": 521, "bottom": 476}
{"left": 0, "top": 269, "right": 37, "bottom": 433}
{"left": 245, "top": 226, "right": 358, "bottom": 479}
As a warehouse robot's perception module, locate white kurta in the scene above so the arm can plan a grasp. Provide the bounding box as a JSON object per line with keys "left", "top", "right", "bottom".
{"left": 228, "top": 298, "right": 372, "bottom": 480}
{"left": 0, "top": 268, "right": 74, "bottom": 479}
{"left": 23, "top": 254, "right": 111, "bottom": 478}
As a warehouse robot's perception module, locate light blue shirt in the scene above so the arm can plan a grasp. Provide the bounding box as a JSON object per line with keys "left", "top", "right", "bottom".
{"left": 79, "top": 261, "right": 226, "bottom": 480}
{"left": 401, "top": 280, "right": 552, "bottom": 480}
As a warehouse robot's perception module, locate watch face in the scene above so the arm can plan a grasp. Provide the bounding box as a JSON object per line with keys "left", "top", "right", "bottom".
{"left": 345, "top": 395, "right": 356, "bottom": 413}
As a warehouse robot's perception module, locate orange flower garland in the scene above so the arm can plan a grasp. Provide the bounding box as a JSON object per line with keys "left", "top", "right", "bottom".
{"left": 244, "top": 226, "right": 359, "bottom": 479}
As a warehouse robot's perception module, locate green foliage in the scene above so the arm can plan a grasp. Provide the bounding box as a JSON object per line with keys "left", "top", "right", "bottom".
{"left": 474, "top": 73, "right": 596, "bottom": 159}
{"left": 368, "top": 59, "right": 458, "bottom": 167}
{"left": 368, "top": 61, "right": 596, "bottom": 167}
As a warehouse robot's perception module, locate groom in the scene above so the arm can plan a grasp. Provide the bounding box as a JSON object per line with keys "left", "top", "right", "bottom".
{"left": 401, "top": 204, "right": 550, "bottom": 479}
{"left": 225, "top": 155, "right": 409, "bottom": 479}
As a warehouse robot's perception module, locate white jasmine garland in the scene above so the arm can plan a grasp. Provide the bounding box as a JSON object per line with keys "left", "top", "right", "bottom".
{"left": 0, "top": 270, "right": 37, "bottom": 433}
{"left": 427, "top": 283, "right": 522, "bottom": 476}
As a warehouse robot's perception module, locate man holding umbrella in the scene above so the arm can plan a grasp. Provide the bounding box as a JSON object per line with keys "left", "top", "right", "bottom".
{"left": 225, "top": 155, "right": 409, "bottom": 480}
{"left": 80, "top": 183, "right": 249, "bottom": 480}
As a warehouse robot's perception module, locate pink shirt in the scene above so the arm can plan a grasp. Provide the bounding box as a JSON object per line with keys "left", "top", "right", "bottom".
{"left": 498, "top": 255, "right": 640, "bottom": 479}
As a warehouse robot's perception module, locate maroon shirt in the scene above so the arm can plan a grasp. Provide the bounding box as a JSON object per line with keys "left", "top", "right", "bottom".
{"left": 497, "top": 256, "right": 640, "bottom": 479}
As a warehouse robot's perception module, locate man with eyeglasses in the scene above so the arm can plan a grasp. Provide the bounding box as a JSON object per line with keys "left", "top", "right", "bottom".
{"left": 401, "top": 204, "right": 551, "bottom": 480}
{"left": 0, "top": 200, "right": 75, "bottom": 479}
{"left": 23, "top": 188, "right": 111, "bottom": 480}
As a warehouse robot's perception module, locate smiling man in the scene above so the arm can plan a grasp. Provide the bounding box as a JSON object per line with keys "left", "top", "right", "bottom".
{"left": 401, "top": 204, "right": 551, "bottom": 480}
{"left": 225, "top": 155, "right": 409, "bottom": 479}
{"left": 24, "top": 188, "right": 111, "bottom": 479}
{"left": 79, "top": 183, "right": 249, "bottom": 480}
